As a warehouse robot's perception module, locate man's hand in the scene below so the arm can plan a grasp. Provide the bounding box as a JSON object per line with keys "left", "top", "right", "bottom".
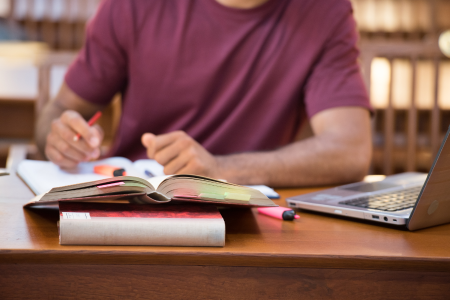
{"left": 140, "top": 107, "right": 371, "bottom": 187}
{"left": 45, "top": 110, "right": 103, "bottom": 169}
{"left": 141, "top": 131, "right": 220, "bottom": 177}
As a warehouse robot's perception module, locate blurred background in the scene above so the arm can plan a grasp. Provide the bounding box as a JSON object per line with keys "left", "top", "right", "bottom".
{"left": 0, "top": 0, "right": 449, "bottom": 176}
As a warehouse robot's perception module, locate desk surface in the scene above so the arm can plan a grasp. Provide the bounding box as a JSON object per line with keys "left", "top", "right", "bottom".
{"left": 1, "top": 173, "right": 450, "bottom": 272}
{"left": 2, "top": 173, "right": 450, "bottom": 298}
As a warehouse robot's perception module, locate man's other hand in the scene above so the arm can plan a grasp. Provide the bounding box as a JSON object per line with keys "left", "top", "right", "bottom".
{"left": 45, "top": 110, "right": 103, "bottom": 169}
{"left": 142, "top": 131, "right": 220, "bottom": 177}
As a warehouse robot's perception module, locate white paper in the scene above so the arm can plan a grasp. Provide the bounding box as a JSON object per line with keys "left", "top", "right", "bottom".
{"left": 62, "top": 212, "right": 91, "bottom": 219}
{"left": 244, "top": 185, "right": 279, "bottom": 199}
{"left": 17, "top": 157, "right": 142, "bottom": 195}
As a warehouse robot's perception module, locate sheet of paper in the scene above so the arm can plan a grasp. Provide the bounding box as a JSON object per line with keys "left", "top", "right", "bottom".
{"left": 62, "top": 212, "right": 91, "bottom": 219}
{"left": 17, "top": 157, "right": 142, "bottom": 195}
{"left": 147, "top": 175, "right": 172, "bottom": 189}
{"left": 133, "top": 159, "right": 166, "bottom": 178}
{"left": 244, "top": 185, "right": 280, "bottom": 199}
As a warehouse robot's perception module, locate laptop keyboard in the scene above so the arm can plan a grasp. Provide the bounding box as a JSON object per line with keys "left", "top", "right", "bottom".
{"left": 338, "top": 186, "right": 422, "bottom": 212}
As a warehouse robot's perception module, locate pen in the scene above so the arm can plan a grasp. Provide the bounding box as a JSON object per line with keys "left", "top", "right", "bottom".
{"left": 144, "top": 169, "right": 155, "bottom": 178}
{"left": 0, "top": 172, "right": 9, "bottom": 176}
{"left": 73, "top": 111, "right": 102, "bottom": 142}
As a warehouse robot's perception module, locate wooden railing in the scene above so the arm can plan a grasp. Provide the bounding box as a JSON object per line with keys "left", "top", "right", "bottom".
{"left": 360, "top": 38, "right": 449, "bottom": 174}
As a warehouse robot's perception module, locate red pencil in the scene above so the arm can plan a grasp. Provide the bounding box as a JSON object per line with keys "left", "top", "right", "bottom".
{"left": 73, "top": 111, "right": 102, "bottom": 142}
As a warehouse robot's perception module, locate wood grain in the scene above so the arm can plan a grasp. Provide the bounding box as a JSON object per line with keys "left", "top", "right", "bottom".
{"left": 1, "top": 265, "right": 450, "bottom": 300}
{"left": 0, "top": 99, "right": 35, "bottom": 139}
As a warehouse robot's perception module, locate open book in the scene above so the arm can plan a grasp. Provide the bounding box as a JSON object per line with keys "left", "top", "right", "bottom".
{"left": 17, "top": 158, "right": 280, "bottom": 198}
{"left": 25, "top": 174, "right": 277, "bottom": 208}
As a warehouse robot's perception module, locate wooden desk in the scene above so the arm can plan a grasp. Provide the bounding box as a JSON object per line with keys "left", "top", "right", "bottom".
{"left": 1, "top": 174, "right": 450, "bottom": 299}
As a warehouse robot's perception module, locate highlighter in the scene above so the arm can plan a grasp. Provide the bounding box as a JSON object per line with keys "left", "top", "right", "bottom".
{"left": 94, "top": 165, "right": 127, "bottom": 177}
{"left": 257, "top": 207, "right": 300, "bottom": 221}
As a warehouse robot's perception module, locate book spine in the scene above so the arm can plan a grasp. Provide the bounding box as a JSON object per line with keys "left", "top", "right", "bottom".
{"left": 59, "top": 218, "right": 225, "bottom": 247}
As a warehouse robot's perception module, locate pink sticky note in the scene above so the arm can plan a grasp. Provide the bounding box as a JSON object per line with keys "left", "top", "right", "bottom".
{"left": 97, "top": 182, "right": 125, "bottom": 189}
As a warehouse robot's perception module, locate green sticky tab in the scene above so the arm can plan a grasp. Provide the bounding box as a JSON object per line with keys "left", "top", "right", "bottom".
{"left": 199, "top": 193, "right": 225, "bottom": 201}
{"left": 224, "top": 193, "right": 251, "bottom": 201}
{"left": 123, "top": 182, "right": 148, "bottom": 188}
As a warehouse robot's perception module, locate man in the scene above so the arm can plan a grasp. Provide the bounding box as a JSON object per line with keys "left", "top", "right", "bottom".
{"left": 36, "top": 0, "right": 372, "bottom": 187}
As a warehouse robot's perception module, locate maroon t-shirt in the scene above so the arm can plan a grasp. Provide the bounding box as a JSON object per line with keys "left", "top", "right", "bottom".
{"left": 65, "top": 0, "right": 370, "bottom": 161}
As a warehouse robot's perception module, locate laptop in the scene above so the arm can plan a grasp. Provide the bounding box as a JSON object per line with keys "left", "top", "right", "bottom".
{"left": 286, "top": 126, "right": 450, "bottom": 231}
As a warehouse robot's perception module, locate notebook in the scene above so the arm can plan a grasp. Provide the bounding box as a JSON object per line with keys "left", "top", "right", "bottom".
{"left": 286, "top": 126, "right": 450, "bottom": 231}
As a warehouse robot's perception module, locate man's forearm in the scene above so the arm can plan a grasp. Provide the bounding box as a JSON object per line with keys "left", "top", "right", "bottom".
{"left": 216, "top": 133, "right": 371, "bottom": 187}
{"left": 35, "top": 101, "right": 66, "bottom": 156}
{"left": 216, "top": 107, "right": 372, "bottom": 187}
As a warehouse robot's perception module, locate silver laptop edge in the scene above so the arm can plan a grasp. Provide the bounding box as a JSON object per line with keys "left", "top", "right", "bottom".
{"left": 286, "top": 126, "right": 450, "bottom": 231}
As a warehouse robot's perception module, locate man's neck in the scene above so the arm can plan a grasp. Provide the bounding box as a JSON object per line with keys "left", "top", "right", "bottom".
{"left": 214, "top": 0, "right": 270, "bottom": 9}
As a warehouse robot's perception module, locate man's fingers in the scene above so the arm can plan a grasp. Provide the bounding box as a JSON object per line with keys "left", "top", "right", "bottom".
{"left": 142, "top": 133, "right": 156, "bottom": 158}
{"left": 45, "top": 110, "right": 103, "bottom": 168}
{"left": 153, "top": 137, "right": 190, "bottom": 165}
{"left": 162, "top": 152, "right": 190, "bottom": 174}
{"left": 51, "top": 119, "right": 99, "bottom": 159}
{"left": 61, "top": 110, "right": 100, "bottom": 147}
{"left": 47, "top": 133, "right": 88, "bottom": 162}
{"left": 177, "top": 160, "right": 200, "bottom": 175}
{"left": 153, "top": 131, "right": 187, "bottom": 152}
{"left": 142, "top": 131, "right": 190, "bottom": 159}
{"left": 142, "top": 130, "right": 218, "bottom": 177}
{"left": 45, "top": 144, "right": 79, "bottom": 169}
{"left": 142, "top": 131, "right": 180, "bottom": 158}
{"left": 91, "top": 124, "right": 104, "bottom": 142}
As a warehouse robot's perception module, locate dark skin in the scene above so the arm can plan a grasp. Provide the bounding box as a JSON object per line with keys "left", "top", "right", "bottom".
{"left": 215, "top": 0, "right": 270, "bottom": 8}
{"left": 36, "top": 83, "right": 372, "bottom": 187}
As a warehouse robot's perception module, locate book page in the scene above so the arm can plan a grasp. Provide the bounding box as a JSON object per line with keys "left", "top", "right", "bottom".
{"left": 17, "top": 157, "right": 144, "bottom": 195}
{"left": 133, "top": 159, "right": 166, "bottom": 178}
{"left": 134, "top": 159, "right": 279, "bottom": 198}
{"left": 147, "top": 175, "right": 172, "bottom": 189}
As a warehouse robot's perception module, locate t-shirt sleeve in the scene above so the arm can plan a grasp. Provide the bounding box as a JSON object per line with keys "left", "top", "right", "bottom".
{"left": 303, "top": 3, "right": 372, "bottom": 118}
{"left": 64, "top": 0, "right": 128, "bottom": 105}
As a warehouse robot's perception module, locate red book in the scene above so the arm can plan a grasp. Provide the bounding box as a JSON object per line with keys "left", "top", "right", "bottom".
{"left": 58, "top": 202, "right": 225, "bottom": 246}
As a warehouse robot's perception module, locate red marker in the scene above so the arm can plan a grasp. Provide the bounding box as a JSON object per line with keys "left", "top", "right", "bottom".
{"left": 258, "top": 207, "right": 300, "bottom": 221}
{"left": 73, "top": 111, "right": 102, "bottom": 142}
